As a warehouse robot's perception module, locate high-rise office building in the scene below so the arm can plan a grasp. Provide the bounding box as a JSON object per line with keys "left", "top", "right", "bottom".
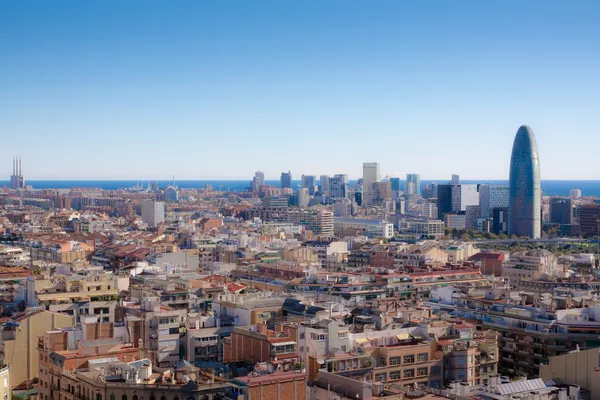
{"left": 390, "top": 177, "right": 401, "bottom": 192}
{"left": 453, "top": 184, "right": 479, "bottom": 212}
{"left": 479, "top": 184, "right": 509, "bottom": 219}
{"left": 280, "top": 171, "right": 292, "bottom": 189}
{"left": 371, "top": 181, "right": 392, "bottom": 206}
{"left": 421, "top": 202, "right": 438, "bottom": 219}
{"left": 329, "top": 174, "right": 349, "bottom": 199}
{"left": 508, "top": 125, "right": 541, "bottom": 238}
{"left": 362, "top": 162, "right": 380, "bottom": 206}
{"left": 437, "top": 184, "right": 479, "bottom": 220}
{"left": 570, "top": 189, "right": 582, "bottom": 199}
{"left": 252, "top": 171, "right": 265, "bottom": 192}
{"left": 405, "top": 174, "right": 421, "bottom": 196}
{"left": 580, "top": 203, "right": 600, "bottom": 237}
{"left": 334, "top": 198, "right": 353, "bottom": 217}
{"left": 423, "top": 182, "right": 439, "bottom": 199}
{"left": 492, "top": 207, "right": 509, "bottom": 235}
{"left": 451, "top": 174, "right": 460, "bottom": 185}
{"left": 295, "top": 188, "right": 309, "bottom": 208}
{"left": 142, "top": 200, "right": 165, "bottom": 228}
{"left": 437, "top": 185, "right": 453, "bottom": 219}
{"left": 10, "top": 156, "right": 25, "bottom": 190}
{"left": 301, "top": 175, "right": 317, "bottom": 195}
{"left": 550, "top": 198, "right": 573, "bottom": 225}
{"left": 320, "top": 175, "right": 330, "bottom": 194}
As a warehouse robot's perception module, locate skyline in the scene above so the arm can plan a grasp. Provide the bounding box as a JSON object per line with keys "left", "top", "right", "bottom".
{"left": 2, "top": 1, "right": 600, "bottom": 180}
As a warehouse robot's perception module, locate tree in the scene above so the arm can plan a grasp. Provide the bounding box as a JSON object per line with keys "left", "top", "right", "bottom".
{"left": 498, "top": 233, "right": 507, "bottom": 239}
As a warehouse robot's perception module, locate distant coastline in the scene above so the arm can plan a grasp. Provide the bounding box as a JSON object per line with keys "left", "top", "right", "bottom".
{"left": 1, "top": 179, "right": 599, "bottom": 197}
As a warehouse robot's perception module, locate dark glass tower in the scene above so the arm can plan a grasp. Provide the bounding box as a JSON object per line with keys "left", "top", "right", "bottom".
{"left": 508, "top": 125, "right": 541, "bottom": 238}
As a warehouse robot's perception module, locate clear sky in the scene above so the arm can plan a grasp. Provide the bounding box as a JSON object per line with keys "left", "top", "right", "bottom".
{"left": 2, "top": 1, "right": 599, "bottom": 180}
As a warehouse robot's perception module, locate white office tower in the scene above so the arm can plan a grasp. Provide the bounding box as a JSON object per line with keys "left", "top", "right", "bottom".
{"left": 570, "top": 189, "right": 582, "bottom": 199}
{"left": 451, "top": 174, "right": 460, "bottom": 184}
{"left": 295, "top": 188, "right": 309, "bottom": 208}
{"left": 362, "top": 162, "right": 380, "bottom": 206}
{"left": 142, "top": 200, "right": 165, "bottom": 228}
{"left": 479, "top": 184, "right": 509, "bottom": 218}
{"left": 421, "top": 202, "right": 438, "bottom": 218}
{"left": 334, "top": 198, "right": 353, "bottom": 217}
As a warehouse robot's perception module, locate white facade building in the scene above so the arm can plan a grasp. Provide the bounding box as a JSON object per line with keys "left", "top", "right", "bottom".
{"left": 141, "top": 200, "right": 165, "bottom": 228}
{"left": 334, "top": 218, "right": 394, "bottom": 238}
{"left": 421, "top": 202, "right": 438, "bottom": 218}
{"left": 479, "top": 184, "right": 509, "bottom": 218}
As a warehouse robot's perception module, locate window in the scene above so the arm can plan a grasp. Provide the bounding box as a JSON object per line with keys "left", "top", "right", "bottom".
{"left": 310, "top": 333, "right": 327, "bottom": 341}
{"left": 417, "top": 367, "right": 428, "bottom": 377}
{"left": 341, "top": 345, "right": 347, "bottom": 352}
{"left": 389, "top": 370, "right": 401, "bottom": 380}
{"left": 403, "top": 369, "right": 415, "bottom": 379}
{"left": 403, "top": 354, "right": 415, "bottom": 364}
{"left": 375, "top": 373, "right": 387, "bottom": 382}
{"left": 122, "top": 396, "right": 127, "bottom": 400}
{"left": 430, "top": 366, "right": 441, "bottom": 375}
{"left": 337, "top": 331, "right": 348, "bottom": 339}
{"left": 300, "top": 333, "right": 305, "bottom": 340}
{"left": 110, "top": 395, "right": 115, "bottom": 400}
{"left": 389, "top": 356, "right": 400, "bottom": 365}
{"left": 416, "top": 353, "right": 428, "bottom": 363}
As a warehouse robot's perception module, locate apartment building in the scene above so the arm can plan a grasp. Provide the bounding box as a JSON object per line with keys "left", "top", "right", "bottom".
{"left": 438, "top": 328, "right": 499, "bottom": 386}
{"left": 38, "top": 336, "right": 224, "bottom": 400}
{"left": 428, "top": 286, "right": 600, "bottom": 378}
{"left": 225, "top": 369, "right": 306, "bottom": 400}
{"left": 223, "top": 324, "right": 299, "bottom": 367}
{"left": 0, "top": 309, "right": 73, "bottom": 388}
{"left": 287, "top": 210, "right": 334, "bottom": 238}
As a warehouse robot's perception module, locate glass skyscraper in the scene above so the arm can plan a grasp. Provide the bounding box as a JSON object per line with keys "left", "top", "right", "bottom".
{"left": 405, "top": 173, "right": 421, "bottom": 196}
{"left": 508, "top": 125, "right": 541, "bottom": 238}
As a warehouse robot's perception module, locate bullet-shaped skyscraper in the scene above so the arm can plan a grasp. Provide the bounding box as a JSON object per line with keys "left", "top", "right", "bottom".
{"left": 508, "top": 125, "right": 541, "bottom": 239}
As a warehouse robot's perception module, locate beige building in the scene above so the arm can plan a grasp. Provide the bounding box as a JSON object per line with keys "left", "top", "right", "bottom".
{"left": 0, "top": 366, "right": 10, "bottom": 400}
{"left": 0, "top": 310, "right": 73, "bottom": 388}
{"left": 283, "top": 247, "right": 319, "bottom": 263}
{"left": 540, "top": 347, "right": 600, "bottom": 399}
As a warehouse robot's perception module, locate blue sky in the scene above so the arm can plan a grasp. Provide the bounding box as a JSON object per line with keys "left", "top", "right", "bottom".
{"left": 1, "top": 1, "right": 599, "bottom": 180}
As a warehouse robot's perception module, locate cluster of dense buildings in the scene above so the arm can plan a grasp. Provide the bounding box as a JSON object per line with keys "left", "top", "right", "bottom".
{"left": 0, "top": 126, "right": 597, "bottom": 400}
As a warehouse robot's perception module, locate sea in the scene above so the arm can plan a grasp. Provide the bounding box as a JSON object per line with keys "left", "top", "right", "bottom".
{"left": 1, "top": 179, "right": 599, "bottom": 197}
